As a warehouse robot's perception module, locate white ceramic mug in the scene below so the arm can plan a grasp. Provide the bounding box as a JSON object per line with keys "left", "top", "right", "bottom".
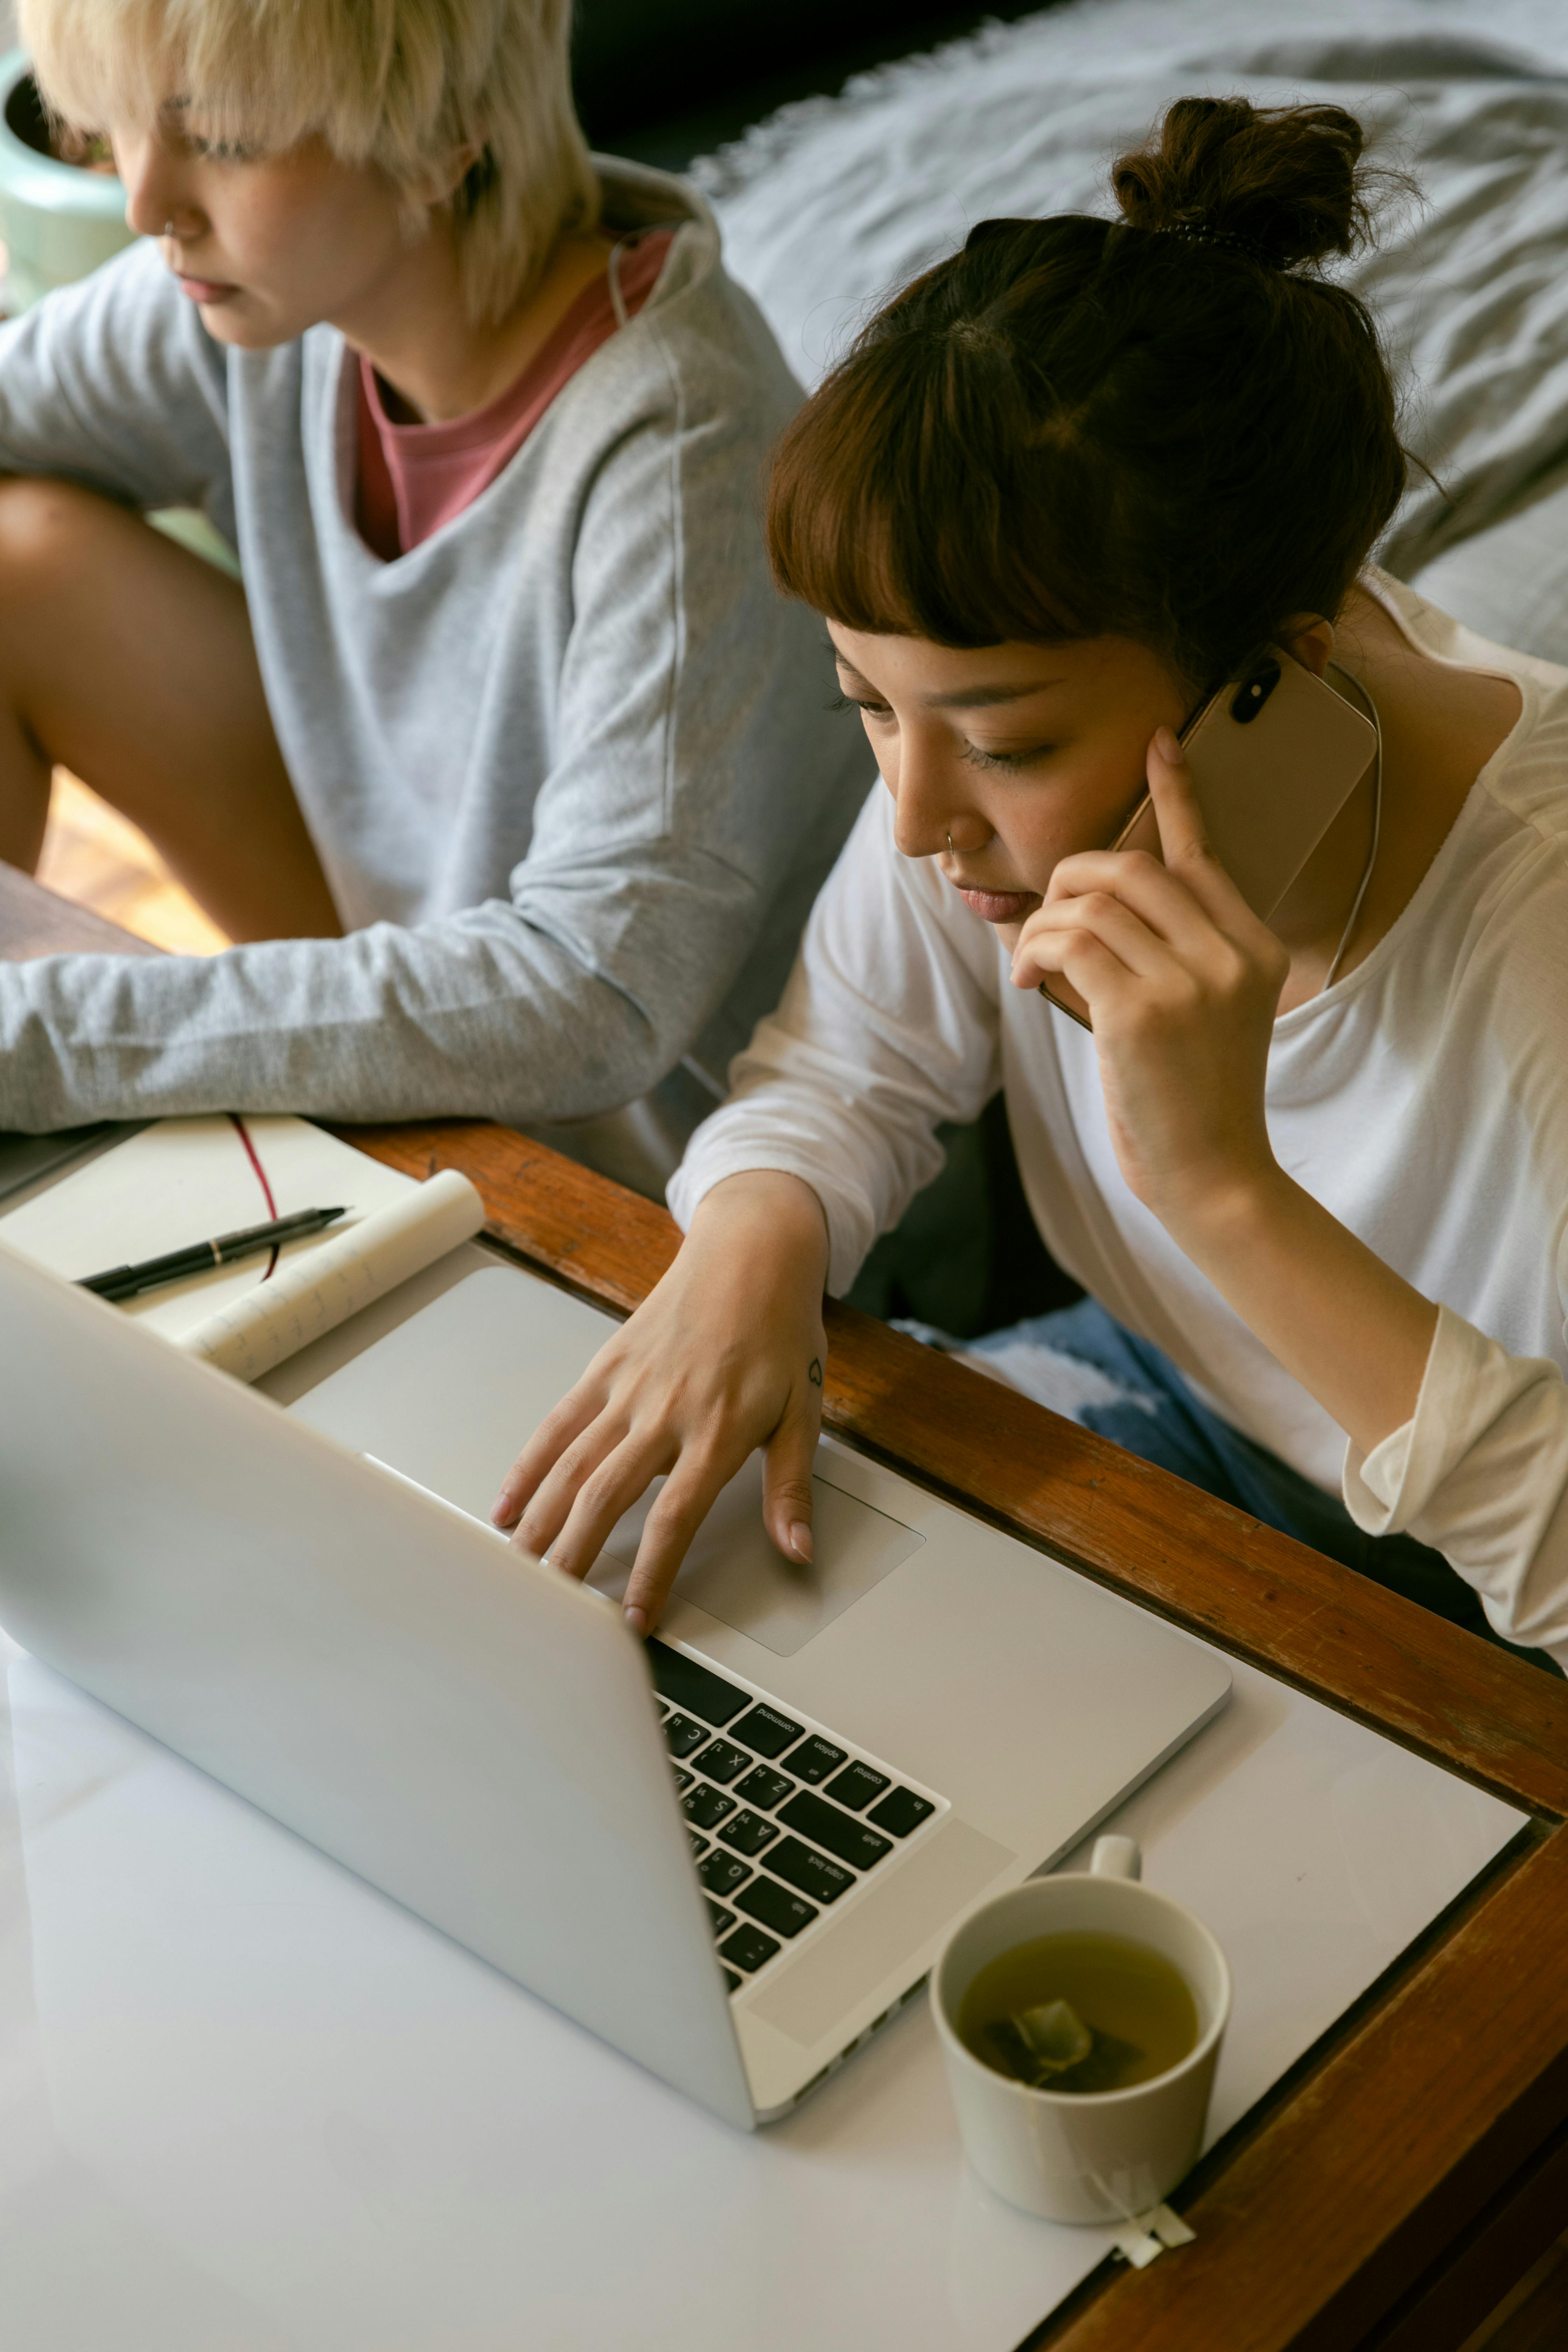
{"left": 932, "top": 1836, "right": 1231, "bottom": 2225}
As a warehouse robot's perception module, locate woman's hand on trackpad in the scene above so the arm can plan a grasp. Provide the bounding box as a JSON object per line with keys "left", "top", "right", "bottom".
{"left": 490, "top": 1171, "right": 832, "bottom": 1636}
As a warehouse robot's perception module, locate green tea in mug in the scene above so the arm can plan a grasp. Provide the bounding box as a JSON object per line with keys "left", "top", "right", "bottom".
{"left": 957, "top": 1930, "right": 1199, "bottom": 2094}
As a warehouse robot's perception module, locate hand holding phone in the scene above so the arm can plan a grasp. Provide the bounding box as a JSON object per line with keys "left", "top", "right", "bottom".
{"left": 1038, "top": 649, "right": 1377, "bottom": 1030}
{"left": 1010, "top": 720, "right": 1305, "bottom": 1233}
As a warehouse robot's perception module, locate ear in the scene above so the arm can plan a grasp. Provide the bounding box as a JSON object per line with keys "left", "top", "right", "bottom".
{"left": 410, "top": 142, "right": 482, "bottom": 209}
{"left": 1278, "top": 613, "right": 1335, "bottom": 680}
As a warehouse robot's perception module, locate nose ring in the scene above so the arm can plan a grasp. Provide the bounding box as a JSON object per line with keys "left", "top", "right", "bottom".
{"left": 947, "top": 832, "right": 953, "bottom": 855}
{"left": 163, "top": 220, "right": 175, "bottom": 237}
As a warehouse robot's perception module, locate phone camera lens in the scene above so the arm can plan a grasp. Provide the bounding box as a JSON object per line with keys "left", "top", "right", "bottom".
{"left": 1230, "top": 654, "right": 1282, "bottom": 725}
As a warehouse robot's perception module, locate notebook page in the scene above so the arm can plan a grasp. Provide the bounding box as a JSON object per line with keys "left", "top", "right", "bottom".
{"left": 0, "top": 1114, "right": 476, "bottom": 1369}
{"left": 0, "top": 1114, "right": 486, "bottom": 1379}
{"left": 177, "top": 1170, "right": 484, "bottom": 1381}
{"left": 0, "top": 1115, "right": 412, "bottom": 1332}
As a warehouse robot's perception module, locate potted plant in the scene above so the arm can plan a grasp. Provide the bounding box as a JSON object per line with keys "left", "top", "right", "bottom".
{"left": 0, "top": 49, "right": 138, "bottom": 312}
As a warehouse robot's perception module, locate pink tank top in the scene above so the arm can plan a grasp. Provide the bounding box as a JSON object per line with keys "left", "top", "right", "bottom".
{"left": 355, "top": 230, "right": 674, "bottom": 561}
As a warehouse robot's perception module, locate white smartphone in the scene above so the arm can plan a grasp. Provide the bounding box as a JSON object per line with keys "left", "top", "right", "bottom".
{"left": 1039, "top": 647, "right": 1377, "bottom": 1030}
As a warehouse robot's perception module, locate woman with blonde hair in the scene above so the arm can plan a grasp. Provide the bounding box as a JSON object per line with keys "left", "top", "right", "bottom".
{"left": 0, "top": 0, "right": 867, "bottom": 1186}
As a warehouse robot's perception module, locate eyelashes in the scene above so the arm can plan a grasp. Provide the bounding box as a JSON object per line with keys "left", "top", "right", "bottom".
{"left": 184, "top": 132, "right": 259, "bottom": 163}
{"left": 828, "top": 691, "right": 1055, "bottom": 772}
{"left": 961, "top": 742, "right": 1057, "bottom": 773}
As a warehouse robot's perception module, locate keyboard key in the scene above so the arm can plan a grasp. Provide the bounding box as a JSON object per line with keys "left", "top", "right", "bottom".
{"left": 730, "top": 1703, "right": 804, "bottom": 1759}
{"left": 687, "top": 1829, "right": 709, "bottom": 1859}
{"left": 663, "top": 1712, "right": 708, "bottom": 1760}
{"left": 671, "top": 1766, "right": 694, "bottom": 1793}
{"left": 684, "top": 1784, "right": 736, "bottom": 1832}
{"left": 698, "top": 1849, "right": 751, "bottom": 1898}
{"left": 737, "top": 1877, "right": 818, "bottom": 1939}
{"left": 779, "top": 1790, "right": 893, "bottom": 1871}
{"left": 723, "top": 1969, "right": 741, "bottom": 1994}
{"left": 825, "top": 1760, "right": 890, "bottom": 1811}
{"left": 784, "top": 1734, "right": 847, "bottom": 1784}
{"left": 646, "top": 1639, "right": 751, "bottom": 1726}
{"left": 693, "top": 1738, "right": 749, "bottom": 1785}
{"left": 869, "top": 1786, "right": 936, "bottom": 1838}
{"left": 767, "top": 1836, "right": 854, "bottom": 1906}
{"left": 720, "top": 1923, "right": 780, "bottom": 1974}
{"left": 705, "top": 1900, "right": 736, "bottom": 1937}
{"left": 720, "top": 1809, "right": 779, "bottom": 1858}
{"left": 735, "top": 1765, "right": 794, "bottom": 1812}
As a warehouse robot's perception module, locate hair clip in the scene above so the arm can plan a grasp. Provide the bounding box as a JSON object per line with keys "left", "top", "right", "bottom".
{"left": 1152, "top": 219, "right": 1277, "bottom": 266}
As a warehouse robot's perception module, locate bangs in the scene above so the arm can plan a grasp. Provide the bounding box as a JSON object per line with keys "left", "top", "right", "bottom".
{"left": 18, "top": 0, "right": 600, "bottom": 326}
{"left": 20, "top": 0, "right": 391, "bottom": 160}
{"left": 769, "top": 118, "right": 1407, "bottom": 692}
{"left": 766, "top": 328, "right": 1097, "bottom": 652}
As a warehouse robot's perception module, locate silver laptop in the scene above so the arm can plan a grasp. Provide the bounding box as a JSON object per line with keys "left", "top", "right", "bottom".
{"left": 0, "top": 1239, "right": 1229, "bottom": 2126}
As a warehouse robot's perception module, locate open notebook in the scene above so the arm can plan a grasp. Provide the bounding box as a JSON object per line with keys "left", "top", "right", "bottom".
{"left": 0, "top": 1114, "right": 484, "bottom": 1379}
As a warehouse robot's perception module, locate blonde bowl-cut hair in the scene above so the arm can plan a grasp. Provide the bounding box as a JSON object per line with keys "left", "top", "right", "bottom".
{"left": 18, "top": 0, "right": 602, "bottom": 323}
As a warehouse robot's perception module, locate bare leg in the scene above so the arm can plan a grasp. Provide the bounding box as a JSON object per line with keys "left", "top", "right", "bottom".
{"left": 0, "top": 477, "right": 341, "bottom": 941}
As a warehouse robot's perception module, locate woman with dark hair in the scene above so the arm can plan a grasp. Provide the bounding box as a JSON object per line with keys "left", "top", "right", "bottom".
{"left": 494, "top": 98, "right": 1568, "bottom": 1674}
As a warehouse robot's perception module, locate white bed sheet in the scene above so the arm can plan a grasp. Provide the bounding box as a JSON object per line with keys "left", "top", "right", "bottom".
{"left": 701, "top": 0, "right": 1568, "bottom": 588}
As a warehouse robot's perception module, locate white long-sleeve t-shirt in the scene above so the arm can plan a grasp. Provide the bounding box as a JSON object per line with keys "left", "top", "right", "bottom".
{"left": 669, "top": 575, "right": 1568, "bottom": 1668}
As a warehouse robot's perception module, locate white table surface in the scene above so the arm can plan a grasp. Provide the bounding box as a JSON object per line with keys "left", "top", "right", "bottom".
{"left": 0, "top": 1614, "right": 1522, "bottom": 2352}
{"left": 0, "top": 1126, "right": 1528, "bottom": 2346}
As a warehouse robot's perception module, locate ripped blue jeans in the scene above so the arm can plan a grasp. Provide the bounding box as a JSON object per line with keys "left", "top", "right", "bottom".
{"left": 901, "top": 1297, "right": 1554, "bottom": 1672}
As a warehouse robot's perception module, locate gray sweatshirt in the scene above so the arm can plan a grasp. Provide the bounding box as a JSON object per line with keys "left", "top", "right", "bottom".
{"left": 0, "top": 160, "right": 869, "bottom": 1182}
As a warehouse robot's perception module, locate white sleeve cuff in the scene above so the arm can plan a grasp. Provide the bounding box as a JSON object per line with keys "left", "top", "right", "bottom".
{"left": 666, "top": 1141, "right": 878, "bottom": 1297}
{"left": 1343, "top": 1302, "right": 1568, "bottom": 1666}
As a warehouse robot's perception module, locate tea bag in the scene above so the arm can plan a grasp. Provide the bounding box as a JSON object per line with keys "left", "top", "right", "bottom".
{"left": 986, "top": 1997, "right": 1146, "bottom": 2093}
{"left": 1017, "top": 2000, "right": 1093, "bottom": 2072}
{"left": 986, "top": 1997, "right": 1090, "bottom": 2086}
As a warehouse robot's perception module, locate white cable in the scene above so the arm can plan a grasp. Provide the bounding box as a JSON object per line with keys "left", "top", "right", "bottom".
{"left": 607, "top": 236, "right": 631, "bottom": 330}
{"left": 1322, "top": 661, "right": 1382, "bottom": 992}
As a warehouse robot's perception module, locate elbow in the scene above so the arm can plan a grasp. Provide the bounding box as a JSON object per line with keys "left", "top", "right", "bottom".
{"left": 480, "top": 999, "right": 677, "bottom": 1133}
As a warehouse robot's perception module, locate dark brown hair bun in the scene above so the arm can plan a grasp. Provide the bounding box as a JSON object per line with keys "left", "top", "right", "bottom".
{"left": 1112, "top": 96, "right": 1372, "bottom": 271}
{"left": 765, "top": 95, "right": 1410, "bottom": 690}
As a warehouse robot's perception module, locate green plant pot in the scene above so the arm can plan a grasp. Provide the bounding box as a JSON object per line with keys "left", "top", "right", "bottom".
{"left": 0, "top": 49, "right": 137, "bottom": 311}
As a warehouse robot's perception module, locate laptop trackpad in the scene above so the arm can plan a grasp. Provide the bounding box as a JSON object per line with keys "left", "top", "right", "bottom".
{"left": 588, "top": 1462, "right": 923, "bottom": 1658}
{"left": 274, "top": 1258, "right": 923, "bottom": 1659}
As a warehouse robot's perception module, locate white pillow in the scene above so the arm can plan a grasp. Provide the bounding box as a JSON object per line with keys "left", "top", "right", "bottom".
{"left": 1409, "top": 466, "right": 1568, "bottom": 667}
{"left": 699, "top": 0, "right": 1568, "bottom": 581}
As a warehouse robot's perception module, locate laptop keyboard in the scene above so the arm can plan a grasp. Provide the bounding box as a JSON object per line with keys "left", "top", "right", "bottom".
{"left": 646, "top": 1638, "right": 947, "bottom": 1998}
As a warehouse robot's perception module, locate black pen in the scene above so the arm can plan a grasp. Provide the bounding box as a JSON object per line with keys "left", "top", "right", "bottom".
{"left": 77, "top": 1206, "right": 349, "bottom": 1302}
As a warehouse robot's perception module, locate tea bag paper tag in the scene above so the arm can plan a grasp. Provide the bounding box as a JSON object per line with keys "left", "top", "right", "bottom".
{"left": 1110, "top": 2204, "right": 1197, "bottom": 2269}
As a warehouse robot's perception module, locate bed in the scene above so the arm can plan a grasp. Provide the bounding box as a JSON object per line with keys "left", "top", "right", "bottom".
{"left": 692, "top": 0, "right": 1568, "bottom": 666}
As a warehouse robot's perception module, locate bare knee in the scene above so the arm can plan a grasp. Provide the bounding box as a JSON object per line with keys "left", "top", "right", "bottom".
{"left": 0, "top": 475, "right": 140, "bottom": 609}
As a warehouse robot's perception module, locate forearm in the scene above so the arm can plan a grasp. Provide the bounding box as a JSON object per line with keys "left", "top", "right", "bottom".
{"left": 685, "top": 1168, "right": 832, "bottom": 1303}
{"left": 670, "top": 1058, "right": 950, "bottom": 1298}
{"left": 1344, "top": 1304, "right": 1568, "bottom": 1662}
{"left": 1189, "top": 1180, "right": 1568, "bottom": 1663}
{"left": 0, "top": 892, "right": 730, "bottom": 1132}
{"left": 670, "top": 871, "right": 1003, "bottom": 1296}
{"left": 1165, "top": 1168, "right": 1439, "bottom": 1457}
